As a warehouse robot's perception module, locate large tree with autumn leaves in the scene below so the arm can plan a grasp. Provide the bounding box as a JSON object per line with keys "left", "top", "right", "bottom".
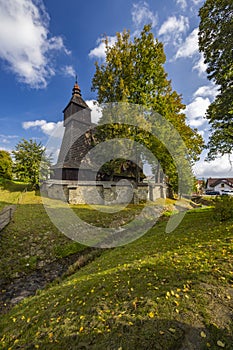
{"left": 92, "top": 25, "right": 204, "bottom": 192}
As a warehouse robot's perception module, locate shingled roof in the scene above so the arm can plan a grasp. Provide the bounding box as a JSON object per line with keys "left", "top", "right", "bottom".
{"left": 207, "top": 178, "right": 233, "bottom": 188}
{"left": 63, "top": 80, "right": 90, "bottom": 124}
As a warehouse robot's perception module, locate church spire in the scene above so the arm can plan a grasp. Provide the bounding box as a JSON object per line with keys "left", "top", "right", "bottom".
{"left": 72, "top": 76, "right": 81, "bottom": 96}
{"left": 63, "top": 77, "right": 91, "bottom": 124}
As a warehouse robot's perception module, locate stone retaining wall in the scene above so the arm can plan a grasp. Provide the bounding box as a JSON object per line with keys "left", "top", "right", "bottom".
{"left": 42, "top": 180, "right": 166, "bottom": 204}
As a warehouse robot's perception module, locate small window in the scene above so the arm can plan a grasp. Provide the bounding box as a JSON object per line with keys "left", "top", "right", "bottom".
{"left": 221, "top": 183, "right": 225, "bottom": 187}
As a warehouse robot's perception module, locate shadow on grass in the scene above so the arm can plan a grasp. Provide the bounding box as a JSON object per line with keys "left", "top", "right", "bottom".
{"left": 0, "top": 178, "right": 31, "bottom": 192}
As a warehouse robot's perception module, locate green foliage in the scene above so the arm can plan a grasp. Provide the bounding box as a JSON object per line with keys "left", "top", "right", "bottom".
{"left": 198, "top": 0, "right": 233, "bottom": 159}
{"left": 12, "top": 138, "right": 51, "bottom": 188}
{"left": 92, "top": 25, "right": 204, "bottom": 192}
{"left": 213, "top": 195, "right": 233, "bottom": 221}
{"left": 0, "top": 150, "right": 13, "bottom": 179}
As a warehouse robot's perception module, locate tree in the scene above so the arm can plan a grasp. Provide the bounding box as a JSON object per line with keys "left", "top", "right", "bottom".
{"left": 12, "top": 139, "right": 51, "bottom": 188}
{"left": 198, "top": 0, "right": 233, "bottom": 159}
{"left": 92, "top": 25, "right": 204, "bottom": 192}
{"left": 0, "top": 150, "right": 13, "bottom": 179}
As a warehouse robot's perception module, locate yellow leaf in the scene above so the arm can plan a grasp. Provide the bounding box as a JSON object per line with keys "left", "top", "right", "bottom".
{"left": 48, "top": 332, "right": 53, "bottom": 339}
{"left": 169, "top": 328, "right": 176, "bottom": 334}
{"left": 79, "top": 326, "right": 84, "bottom": 332}
{"left": 148, "top": 311, "right": 154, "bottom": 318}
{"left": 217, "top": 340, "right": 225, "bottom": 348}
{"left": 200, "top": 331, "right": 206, "bottom": 338}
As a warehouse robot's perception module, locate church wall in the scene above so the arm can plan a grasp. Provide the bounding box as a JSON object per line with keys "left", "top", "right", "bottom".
{"left": 43, "top": 181, "right": 152, "bottom": 205}
{"left": 149, "top": 183, "right": 167, "bottom": 201}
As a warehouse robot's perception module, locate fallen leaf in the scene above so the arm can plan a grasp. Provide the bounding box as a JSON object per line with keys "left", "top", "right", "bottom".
{"left": 169, "top": 328, "right": 176, "bottom": 334}
{"left": 217, "top": 340, "right": 225, "bottom": 348}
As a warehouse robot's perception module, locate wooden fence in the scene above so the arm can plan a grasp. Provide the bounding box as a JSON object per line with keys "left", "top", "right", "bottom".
{"left": 0, "top": 205, "right": 15, "bottom": 231}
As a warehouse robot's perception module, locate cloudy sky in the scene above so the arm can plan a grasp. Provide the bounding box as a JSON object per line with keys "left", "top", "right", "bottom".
{"left": 0, "top": 0, "right": 232, "bottom": 179}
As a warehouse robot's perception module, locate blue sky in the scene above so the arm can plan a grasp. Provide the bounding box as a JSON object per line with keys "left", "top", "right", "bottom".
{"left": 0, "top": 0, "right": 232, "bottom": 179}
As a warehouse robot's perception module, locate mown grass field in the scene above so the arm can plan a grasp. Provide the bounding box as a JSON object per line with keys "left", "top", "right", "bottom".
{"left": 0, "top": 180, "right": 233, "bottom": 349}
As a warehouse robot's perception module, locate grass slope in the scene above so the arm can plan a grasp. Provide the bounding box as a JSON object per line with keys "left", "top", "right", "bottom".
{"left": 0, "top": 207, "right": 232, "bottom": 349}
{"left": 0, "top": 182, "right": 86, "bottom": 281}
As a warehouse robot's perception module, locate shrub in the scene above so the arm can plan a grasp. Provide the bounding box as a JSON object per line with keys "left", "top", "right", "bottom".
{"left": 213, "top": 195, "right": 233, "bottom": 221}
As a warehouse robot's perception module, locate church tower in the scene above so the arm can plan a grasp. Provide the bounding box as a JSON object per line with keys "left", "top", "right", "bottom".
{"left": 52, "top": 80, "right": 95, "bottom": 181}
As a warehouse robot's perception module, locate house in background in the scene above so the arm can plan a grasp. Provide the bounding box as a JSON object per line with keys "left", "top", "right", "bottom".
{"left": 206, "top": 178, "right": 233, "bottom": 194}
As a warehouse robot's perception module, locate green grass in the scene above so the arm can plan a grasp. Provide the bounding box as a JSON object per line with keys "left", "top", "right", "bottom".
{"left": 0, "top": 183, "right": 87, "bottom": 280}
{"left": 0, "top": 205, "right": 232, "bottom": 349}
{"left": 0, "top": 178, "right": 29, "bottom": 211}
{"left": 0, "top": 184, "right": 149, "bottom": 280}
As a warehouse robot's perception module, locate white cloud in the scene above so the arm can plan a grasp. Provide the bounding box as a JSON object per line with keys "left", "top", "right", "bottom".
{"left": 185, "top": 96, "right": 210, "bottom": 127}
{"left": 193, "top": 53, "right": 207, "bottom": 76}
{"left": 158, "top": 15, "right": 189, "bottom": 45}
{"left": 175, "top": 28, "right": 199, "bottom": 59}
{"left": 89, "top": 36, "right": 117, "bottom": 60}
{"left": 194, "top": 84, "right": 219, "bottom": 99}
{"left": 191, "top": 0, "right": 203, "bottom": 5}
{"left": 22, "top": 119, "right": 64, "bottom": 137}
{"left": 61, "top": 65, "right": 76, "bottom": 78}
{"left": 86, "top": 100, "right": 103, "bottom": 124}
{"left": 193, "top": 153, "right": 233, "bottom": 178}
{"left": 176, "top": 0, "right": 187, "bottom": 10}
{"left": 0, "top": 134, "right": 19, "bottom": 152}
{"left": 132, "top": 1, "right": 158, "bottom": 28}
{"left": 0, "top": 134, "right": 18, "bottom": 140}
{"left": 0, "top": 0, "right": 70, "bottom": 88}
{"left": 23, "top": 120, "right": 47, "bottom": 129}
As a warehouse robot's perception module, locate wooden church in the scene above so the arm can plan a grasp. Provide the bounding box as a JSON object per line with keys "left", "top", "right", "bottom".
{"left": 44, "top": 81, "right": 166, "bottom": 204}
{"left": 52, "top": 80, "right": 96, "bottom": 181}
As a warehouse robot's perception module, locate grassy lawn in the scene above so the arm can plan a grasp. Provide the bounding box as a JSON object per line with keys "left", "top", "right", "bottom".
{"left": 0, "top": 179, "right": 27, "bottom": 211}
{"left": 0, "top": 191, "right": 232, "bottom": 349}
{"left": 0, "top": 181, "right": 87, "bottom": 280}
